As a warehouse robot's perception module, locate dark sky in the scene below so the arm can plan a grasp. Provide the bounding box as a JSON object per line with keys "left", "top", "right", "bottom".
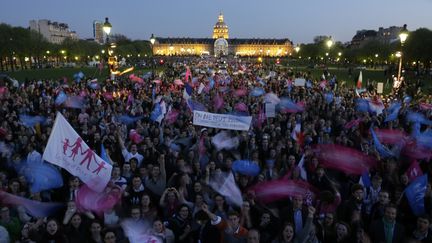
{"left": 1, "top": 0, "right": 431, "bottom": 43}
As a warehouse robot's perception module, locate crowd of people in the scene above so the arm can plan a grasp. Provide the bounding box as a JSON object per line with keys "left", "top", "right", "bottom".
{"left": 0, "top": 56, "right": 431, "bottom": 243}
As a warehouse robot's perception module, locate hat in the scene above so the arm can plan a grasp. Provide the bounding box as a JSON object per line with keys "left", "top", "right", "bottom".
{"left": 201, "top": 128, "right": 208, "bottom": 133}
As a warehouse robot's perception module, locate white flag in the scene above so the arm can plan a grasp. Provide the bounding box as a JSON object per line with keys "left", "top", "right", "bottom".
{"left": 209, "top": 172, "right": 243, "bottom": 207}
{"left": 42, "top": 112, "right": 112, "bottom": 192}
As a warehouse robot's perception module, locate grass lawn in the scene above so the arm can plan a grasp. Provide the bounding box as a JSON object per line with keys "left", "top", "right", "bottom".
{"left": 3, "top": 66, "right": 155, "bottom": 82}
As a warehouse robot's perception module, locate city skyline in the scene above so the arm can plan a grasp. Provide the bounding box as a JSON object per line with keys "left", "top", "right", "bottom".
{"left": 1, "top": 0, "right": 431, "bottom": 44}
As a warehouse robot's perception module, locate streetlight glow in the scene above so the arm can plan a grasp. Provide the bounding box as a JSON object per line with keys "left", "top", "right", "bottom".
{"left": 294, "top": 45, "right": 300, "bottom": 53}
{"left": 103, "top": 17, "right": 112, "bottom": 35}
{"left": 326, "top": 37, "right": 333, "bottom": 48}
{"left": 150, "top": 34, "right": 156, "bottom": 45}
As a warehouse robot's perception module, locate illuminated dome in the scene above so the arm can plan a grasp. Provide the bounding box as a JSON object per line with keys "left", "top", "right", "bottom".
{"left": 213, "top": 13, "right": 229, "bottom": 39}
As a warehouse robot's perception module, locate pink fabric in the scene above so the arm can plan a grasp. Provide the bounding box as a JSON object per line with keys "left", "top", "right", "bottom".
{"left": 419, "top": 103, "right": 432, "bottom": 110}
{"left": 103, "top": 92, "right": 114, "bottom": 101}
{"left": 213, "top": 94, "right": 224, "bottom": 110}
{"left": 76, "top": 184, "right": 122, "bottom": 215}
{"left": 313, "top": 144, "right": 377, "bottom": 175}
{"left": 165, "top": 109, "right": 179, "bottom": 125}
{"left": 174, "top": 79, "right": 184, "bottom": 86}
{"left": 129, "top": 129, "right": 143, "bottom": 144}
{"left": 344, "top": 118, "right": 362, "bottom": 129}
{"left": 0, "top": 190, "right": 63, "bottom": 217}
{"left": 253, "top": 180, "right": 317, "bottom": 204}
{"left": 375, "top": 129, "right": 409, "bottom": 144}
{"left": 234, "top": 88, "right": 248, "bottom": 97}
{"left": 406, "top": 160, "right": 423, "bottom": 182}
{"left": 234, "top": 103, "right": 248, "bottom": 112}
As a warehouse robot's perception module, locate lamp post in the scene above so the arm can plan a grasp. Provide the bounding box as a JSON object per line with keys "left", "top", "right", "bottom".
{"left": 150, "top": 34, "right": 156, "bottom": 77}
{"left": 325, "top": 37, "right": 333, "bottom": 65}
{"left": 397, "top": 24, "right": 408, "bottom": 83}
{"left": 103, "top": 17, "right": 113, "bottom": 76}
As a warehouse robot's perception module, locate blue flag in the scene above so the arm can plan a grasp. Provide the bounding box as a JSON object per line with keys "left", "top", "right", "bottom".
{"left": 407, "top": 111, "right": 432, "bottom": 126}
{"left": 150, "top": 103, "right": 163, "bottom": 122}
{"left": 355, "top": 99, "right": 369, "bottom": 112}
{"left": 100, "top": 144, "right": 111, "bottom": 164}
{"left": 405, "top": 174, "right": 427, "bottom": 216}
{"left": 384, "top": 102, "right": 401, "bottom": 122}
{"left": 324, "top": 92, "right": 334, "bottom": 104}
{"left": 117, "top": 115, "right": 143, "bottom": 125}
{"left": 15, "top": 159, "right": 63, "bottom": 193}
{"left": 370, "top": 127, "right": 394, "bottom": 158}
{"left": 185, "top": 83, "right": 193, "bottom": 96}
{"left": 359, "top": 172, "right": 371, "bottom": 188}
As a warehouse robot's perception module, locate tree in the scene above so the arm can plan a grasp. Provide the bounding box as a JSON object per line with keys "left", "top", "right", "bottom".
{"left": 404, "top": 28, "right": 432, "bottom": 68}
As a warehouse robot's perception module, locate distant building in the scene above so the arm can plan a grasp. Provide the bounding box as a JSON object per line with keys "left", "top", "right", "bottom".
{"left": 29, "top": 19, "right": 78, "bottom": 44}
{"left": 93, "top": 21, "right": 104, "bottom": 44}
{"left": 350, "top": 25, "right": 405, "bottom": 48}
{"left": 152, "top": 13, "right": 293, "bottom": 57}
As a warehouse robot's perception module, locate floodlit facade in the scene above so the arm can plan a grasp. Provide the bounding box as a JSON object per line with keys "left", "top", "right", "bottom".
{"left": 152, "top": 13, "right": 293, "bottom": 57}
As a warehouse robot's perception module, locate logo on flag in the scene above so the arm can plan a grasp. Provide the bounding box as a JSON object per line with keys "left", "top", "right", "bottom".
{"left": 43, "top": 112, "right": 112, "bottom": 192}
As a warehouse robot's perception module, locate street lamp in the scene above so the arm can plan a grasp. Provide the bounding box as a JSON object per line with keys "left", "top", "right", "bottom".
{"left": 397, "top": 24, "right": 408, "bottom": 83}
{"left": 103, "top": 17, "right": 112, "bottom": 43}
{"left": 150, "top": 34, "right": 156, "bottom": 77}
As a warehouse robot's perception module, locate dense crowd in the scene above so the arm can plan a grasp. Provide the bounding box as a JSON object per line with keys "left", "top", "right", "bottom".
{"left": 0, "top": 57, "right": 431, "bottom": 243}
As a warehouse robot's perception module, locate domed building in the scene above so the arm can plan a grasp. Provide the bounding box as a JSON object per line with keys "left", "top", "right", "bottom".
{"left": 213, "top": 13, "right": 229, "bottom": 39}
{"left": 151, "top": 13, "right": 293, "bottom": 57}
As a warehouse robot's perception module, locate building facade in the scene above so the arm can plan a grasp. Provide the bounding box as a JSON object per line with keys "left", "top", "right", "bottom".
{"left": 93, "top": 21, "right": 104, "bottom": 44}
{"left": 350, "top": 25, "right": 405, "bottom": 48}
{"left": 30, "top": 19, "right": 78, "bottom": 44}
{"left": 152, "top": 13, "right": 293, "bottom": 57}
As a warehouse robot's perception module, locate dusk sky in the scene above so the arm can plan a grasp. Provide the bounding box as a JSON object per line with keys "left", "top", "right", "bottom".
{"left": 1, "top": 0, "right": 431, "bottom": 44}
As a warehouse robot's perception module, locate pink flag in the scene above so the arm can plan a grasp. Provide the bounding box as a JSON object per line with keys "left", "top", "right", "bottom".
{"left": 313, "top": 144, "right": 377, "bottom": 175}
{"left": 406, "top": 160, "right": 423, "bottom": 182}
{"left": 211, "top": 131, "right": 239, "bottom": 151}
{"left": 185, "top": 67, "right": 191, "bottom": 83}
{"left": 344, "top": 118, "right": 362, "bottom": 129}
{"left": 174, "top": 79, "right": 184, "bottom": 86}
{"left": 76, "top": 184, "right": 122, "bottom": 215}
{"left": 234, "top": 103, "right": 248, "bottom": 112}
{"left": 129, "top": 129, "right": 143, "bottom": 144}
{"left": 65, "top": 96, "right": 85, "bottom": 109}
{"left": 253, "top": 180, "right": 317, "bottom": 204}
{"left": 0, "top": 190, "right": 63, "bottom": 218}
{"left": 375, "top": 129, "right": 409, "bottom": 145}
{"left": 419, "top": 103, "right": 432, "bottom": 110}
{"left": 234, "top": 88, "right": 248, "bottom": 97}
{"left": 319, "top": 80, "right": 327, "bottom": 89}
{"left": 213, "top": 94, "right": 224, "bottom": 110}
{"left": 402, "top": 141, "right": 432, "bottom": 160}
{"left": 165, "top": 109, "right": 179, "bottom": 125}
{"left": 103, "top": 92, "right": 114, "bottom": 101}
{"left": 255, "top": 106, "right": 266, "bottom": 128}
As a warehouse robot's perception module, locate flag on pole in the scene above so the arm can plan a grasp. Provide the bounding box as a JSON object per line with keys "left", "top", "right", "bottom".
{"left": 357, "top": 71, "right": 363, "bottom": 89}
{"left": 42, "top": 112, "right": 112, "bottom": 192}
{"left": 405, "top": 174, "right": 427, "bottom": 216}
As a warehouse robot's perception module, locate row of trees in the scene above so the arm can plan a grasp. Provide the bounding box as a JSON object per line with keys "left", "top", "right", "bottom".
{"left": 298, "top": 28, "right": 432, "bottom": 69}
{"left": 0, "top": 23, "right": 152, "bottom": 72}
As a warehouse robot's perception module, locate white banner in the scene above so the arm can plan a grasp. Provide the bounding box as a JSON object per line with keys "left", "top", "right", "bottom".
{"left": 193, "top": 111, "right": 252, "bottom": 131}
{"left": 294, "top": 78, "right": 306, "bottom": 87}
{"left": 43, "top": 112, "right": 112, "bottom": 192}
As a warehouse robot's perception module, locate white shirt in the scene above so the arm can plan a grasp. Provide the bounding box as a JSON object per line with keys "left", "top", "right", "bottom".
{"left": 121, "top": 148, "right": 144, "bottom": 167}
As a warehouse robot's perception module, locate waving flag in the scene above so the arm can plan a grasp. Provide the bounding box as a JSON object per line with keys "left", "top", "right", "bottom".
{"left": 65, "top": 96, "right": 85, "bottom": 109}
{"left": 55, "top": 91, "right": 68, "bottom": 105}
{"left": 211, "top": 131, "right": 239, "bottom": 151}
{"left": 279, "top": 98, "right": 305, "bottom": 113}
{"left": 415, "top": 130, "right": 432, "bottom": 149}
{"left": 324, "top": 92, "right": 334, "bottom": 104}
{"left": 370, "top": 128, "right": 395, "bottom": 158}
{"left": 253, "top": 180, "right": 317, "bottom": 204}
{"left": 250, "top": 87, "right": 265, "bottom": 97}
{"left": 129, "top": 129, "right": 143, "bottom": 144}
{"left": 356, "top": 71, "right": 363, "bottom": 89}
{"left": 344, "top": 118, "right": 362, "bottom": 129}
{"left": 405, "top": 174, "right": 427, "bottom": 216}
{"left": 406, "top": 160, "right": 423, "bottom": 183}
{"left": 76, "top": 184, "right": 122, "bottom": 215}
{"left": 209, "top": 172, "right": 243, "bottom": 207}
{"left": 419, "top": 103, "right": 432, "bottom": 111}
{"left": 407, "top": 111, "right": 432, "bottom": 126}
{"left": 313, "top": 144, "right": 377, "bottom": 175}
{"left": 232, "top": 160, "right": 260, "bottom": 176}
{"left": 367, "top": 97, "right": 385, "bottom": 115}
{"left": 359, "top": 172, "right": 371, "bottom": 188}
{"left": 0, "top": 190, "right": 63, "bottom": 217}
{"left": 384, "top": 102, "right": 401, "bottom": 122}
{"left": 19, "top": 114, "right": 47, "bottom": 128}
{"left": 213, "top": 94, "right": 224, "bottom": 110}
{"left": 187, "top": 99, "right": 207, "bottom": 112}
{"left": 165, "top": 109, "right": 179, "bottom": 125}
{"left": 121, "top": 219, "right": 161, "bottom": 243}
{"left": 117, "top": 115, "right": 143, "bottom": 125}
{"left": 234, "top": 103, "right": 248, "bottom": 112}
{"left": 42, "top": 112, "right": 112, "bottom": 192}
{"left": 375, "top": 129, "right": 409, "bottom": 145}
{"left": 264, "top": 92, "right": 280, "bottom": 104}
{"left": 234, "top": 88, "right": 248, "bottom": 97}
{"left": 15, "top": 159, "right": 63, "bottom": 193}
{"left": 150, "top": 103, "right": 163, "bottom": 123}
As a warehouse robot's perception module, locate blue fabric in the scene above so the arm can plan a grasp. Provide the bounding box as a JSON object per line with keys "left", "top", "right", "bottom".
{"left": 405, "top": 174, "right": 427, "bottom": 216}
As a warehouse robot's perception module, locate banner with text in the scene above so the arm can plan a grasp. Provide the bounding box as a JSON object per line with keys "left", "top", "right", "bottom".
{"left": 43, "top": 112, "right": 112, "bottom": 192}
{"left": 193, "top": 111, "right": 252, "bottom": 131}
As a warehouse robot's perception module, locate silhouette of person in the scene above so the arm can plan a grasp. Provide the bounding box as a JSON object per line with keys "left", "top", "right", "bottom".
{"left": 69, "top": 138, "right": 83, "bottom": 160}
